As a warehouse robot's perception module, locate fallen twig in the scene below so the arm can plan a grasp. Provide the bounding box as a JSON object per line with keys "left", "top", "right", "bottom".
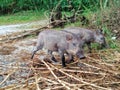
{"left": 41, "top": 77, "right": 59, "bottom": 85}
{"left": 34, "top": 73, "right": 41, "bottom": 90}
{"left": 41, "top": 59, "right": 71, "bottom": 90}
{"left": 49, "top": 63, "right": 111, "bottom": 90}
{"left": 82, "top": 59, "right": 118, "bottom": 75}
{"left": 49, "top": 86, "right": 64, "bottom": 90}
{"left": 30, "top": 64, "right": 41, "bottom": 90}
{"left": 61, "top": 68, "right": 105, "bottom": 75}
{"left": 102, "top": 82, "right": 120, "bottom": 85}
{"left": 0, "top": 69, "right": 17, "bottom": 86}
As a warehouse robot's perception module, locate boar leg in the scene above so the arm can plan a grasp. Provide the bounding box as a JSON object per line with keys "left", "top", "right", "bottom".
{"left": 76, "top": 49, "right": 85, "bottom": 59}
{"left": 87, "top": 42, "right": 92, "bottom": 53}
{"left": 48, "top": 50, "right": 57, "bottom": 63}
{"left": 31, "top": 45, "right": 42, "bottom": 59}
{"left": 58, "top": 49, "right": 66, "bottom": 67}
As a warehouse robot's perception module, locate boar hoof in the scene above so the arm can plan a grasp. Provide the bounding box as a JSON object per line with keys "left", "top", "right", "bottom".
{"left": 80, "top": 56, "right": 86, "bottom": 59}
{"left": 50, "top": 57, "right": 57, "bottom": 62}
{"left": 66, "top": 59, "right": 74, "bottom": 64}
{"left": 62, "top": 64, "right": 66, "bottom": 67}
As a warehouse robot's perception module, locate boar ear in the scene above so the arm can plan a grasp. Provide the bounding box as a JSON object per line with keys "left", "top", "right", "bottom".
{"left": 66, "top": 35, "right": 73, "bottom": 41}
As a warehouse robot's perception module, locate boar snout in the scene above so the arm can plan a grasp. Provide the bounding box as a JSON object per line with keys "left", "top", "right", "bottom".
{"left": 76, "top": 50, "right": 85, "bottom": 59}
{"left": 79, "top": 55, "right": 86, "bottom": 59}
{"left": 101, "top": 41, "right": 109, "bottom": 49}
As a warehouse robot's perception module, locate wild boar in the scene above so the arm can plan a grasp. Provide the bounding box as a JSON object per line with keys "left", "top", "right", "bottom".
{"left": 31, "top": 30, "right": 85, "bottom": 67}
{"left": 64, "top": 27, "right": 107, "bottom": 53}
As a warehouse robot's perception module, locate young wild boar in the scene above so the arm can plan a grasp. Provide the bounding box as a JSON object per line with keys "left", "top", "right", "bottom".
{"left": 31, "top": 30, "right": 85, "bottom": 67}
{"left": 64, "top": 27, "right": 107, "bottom": 53}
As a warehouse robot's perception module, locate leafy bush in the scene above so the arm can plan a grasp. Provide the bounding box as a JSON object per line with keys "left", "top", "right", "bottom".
{"left": 0, "top": 0, "right": 119, "bottom": 15}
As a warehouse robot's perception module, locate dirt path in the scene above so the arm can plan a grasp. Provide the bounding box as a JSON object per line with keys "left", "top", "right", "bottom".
{"left": 0, "top": 20, "right": 48, "bottom": 35}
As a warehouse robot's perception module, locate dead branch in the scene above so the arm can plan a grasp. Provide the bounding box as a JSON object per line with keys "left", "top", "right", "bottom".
{"left": 0, "top": 69, "right": 17, "bottom": 86}
{"left": 29, "top": 63, "right": 41, "bottom": 90}
{"left": 61, "top": 68, "right": 105, "bottom": 75}
{"left": 34, "top": 73, "right": 41, "bottom": 90}
{"left": 91, "top": 75, "right": 106, "bottom": 83}
{"left": 61, "top": 80, "right": 82, "bottom": 90}
{"left": 49, "top": 86, "right": 64, "bottom": 90}
{"left": 84, "top": 57, "right": 119, "bottom": 75}
{"left": 41, "top": 59, "right": 71, "bottom": 90}
{"left": 41, "top": 77, "right": 59, "bottom": 85}
{"left": 6, "top": 81, "right": 36, "bottom": 90}
{"left": 49, "top": 63, "right": 111, "bottom": 90}
{"left": 102, "top": 82, "right": 120, "bottom": 85}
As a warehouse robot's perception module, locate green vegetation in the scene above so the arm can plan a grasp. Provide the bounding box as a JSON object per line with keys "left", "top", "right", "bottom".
{"left": 0, "top": 0, "right": 119, "bottom": 25}
{"left": 102, "top": 27, "right": 118, "bottom": 49}
{"left": 0, "top": 0, "right": 107, "bottom": 14}
{"left": 0, "top": 10, "right": 45, "bottom": 25}
{"left": 0, "top": 0, "right": 119, "bottom": 14}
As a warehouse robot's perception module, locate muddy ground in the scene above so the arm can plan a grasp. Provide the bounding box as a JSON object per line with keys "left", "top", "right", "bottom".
{"left": 0, "top": 32, "right": 120, "bottom": 90}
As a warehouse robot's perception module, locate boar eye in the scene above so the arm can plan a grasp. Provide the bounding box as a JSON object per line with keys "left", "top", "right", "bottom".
{"left": 73, "top": 43, "right": 76, "bottom": 46}
{"left": 101, "top": 37, "right": 104, "bottom": 40}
